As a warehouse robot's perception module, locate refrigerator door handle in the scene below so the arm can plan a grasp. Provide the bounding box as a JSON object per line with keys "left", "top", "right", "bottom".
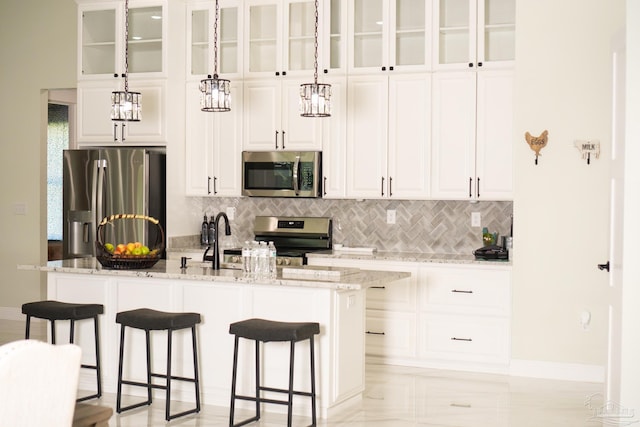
{"left": 83, "top": 222, "right": 90, "bottom": 243}
{"left": 93, "top": 159, "right": 107, "bottom": 235}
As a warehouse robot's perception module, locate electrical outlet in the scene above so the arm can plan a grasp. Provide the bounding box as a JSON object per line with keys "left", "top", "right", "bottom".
{"left": 226, "top": 207, "right": 236, "bottom": 220}
{"left": 471, "top": 212, "right": 481, "bottom": 227}
{"left": 386, "top": 209, "right": 396, "bottom": 224}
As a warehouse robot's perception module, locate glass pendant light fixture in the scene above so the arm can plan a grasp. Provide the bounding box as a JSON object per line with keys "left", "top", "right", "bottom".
{"left": 300, "top": 0, "right": 331, "bottom": 117}
{"left": 111, "top": 0, "right": 141, "bottom": 123}
{"left": 200, "top": 0, "right": 231, "bottom": 112}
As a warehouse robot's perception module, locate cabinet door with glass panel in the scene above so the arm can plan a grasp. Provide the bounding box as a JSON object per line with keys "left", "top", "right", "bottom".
{"left": 433, "top": 0, "right": 515, "bottom": 70}
{"left": 244, "top": 0, "right": 322, "bottom": 78}
{"left": 78, "top": 0, "right": 166, "bottom": 79}
{"left": 322, "top": 0, "right": 348, "bottom": 75}
{"left": 187, "top": 0, "right": 242, "bottom": 81}
{"left": 348, "top": 0, "right": 431, "bottom": 74}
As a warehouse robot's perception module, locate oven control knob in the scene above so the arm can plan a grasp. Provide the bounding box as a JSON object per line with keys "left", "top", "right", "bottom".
{"left": 231, "top": 256, "right": 240, "bottom": 263}
{"left": 276, "top": 258, "right": 283, "bottom": 265}
{"left": 282, "top": 258, "right": 291, "bottom": 266}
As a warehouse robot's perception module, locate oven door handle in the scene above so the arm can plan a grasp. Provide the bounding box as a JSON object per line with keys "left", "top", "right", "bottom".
{"left": 293, "top": 154, "right": 300, "bottom": 195}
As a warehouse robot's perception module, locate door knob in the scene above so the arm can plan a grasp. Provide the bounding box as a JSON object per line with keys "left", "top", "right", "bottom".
{"left": 597, "top": 261, "right": 610, "bottom": 272}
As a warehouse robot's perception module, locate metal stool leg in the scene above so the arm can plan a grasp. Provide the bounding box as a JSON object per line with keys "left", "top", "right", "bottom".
{"left": 229, "top": 335, "right": 239, "bottom": 427}
{"left": 24, "top": 315, "right": 31, "bottom": 339}
{"left": 255, "top": 339, "right": 261, "bottom": 421}
{"left": 287, "top": 341, "right": 295, "bottom": 427}
{"left": 116, "top": 325, "right": 126, "bottom": 412}
{"left": 310, "top": 337, "right": 317, "bottom": 426}
{"left": 165, "top": 329, "right": 173, "bottom": 421}
{"left": 50, "top": 319, "right": 56, "bottom": 344}
{"left": 191, "top": 326, "right": 201, "bottom": 413}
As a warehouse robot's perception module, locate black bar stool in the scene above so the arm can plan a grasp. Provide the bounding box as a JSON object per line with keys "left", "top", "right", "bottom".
{"left": 229, "top": 318, "right": 320, "bottom": 427}
{"left": 21, "top": 300, "right": 104, "bottom": 402}
{"left": 115, "top": 308, "right": 201, "bottom": 422}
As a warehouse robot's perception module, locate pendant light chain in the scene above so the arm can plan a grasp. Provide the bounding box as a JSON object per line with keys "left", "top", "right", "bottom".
{"left": 213, "top": 0, "right": 219, "bottom": 78}
{"left": 123, "top": 0, "right": 130, "bottom": 93}
{"left": 313, "top": 0, "right": 319, "bottom": 85}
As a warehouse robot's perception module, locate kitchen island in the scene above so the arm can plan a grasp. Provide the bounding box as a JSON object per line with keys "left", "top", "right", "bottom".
{"left": 19, "top": 258, "right": 410, "bottom": 418}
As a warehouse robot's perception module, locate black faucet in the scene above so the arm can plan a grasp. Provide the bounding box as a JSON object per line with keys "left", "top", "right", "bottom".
{"left": 203, "top": 212, "right": 231, "bottom": 269}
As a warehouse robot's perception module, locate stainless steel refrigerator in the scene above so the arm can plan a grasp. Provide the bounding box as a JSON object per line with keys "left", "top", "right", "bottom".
{"left": 63, "top": 148, "right": 166, "bottom": 259}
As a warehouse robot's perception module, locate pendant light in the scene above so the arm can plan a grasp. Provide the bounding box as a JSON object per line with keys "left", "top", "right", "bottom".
{"left": 111, "top": 0, "right": 141, "bottom": 122}
{"left": 200, "top": 0, "right": 231, "bottom": 112}
{"left": 299, "top": 0, "right": 331, "bottom": 117}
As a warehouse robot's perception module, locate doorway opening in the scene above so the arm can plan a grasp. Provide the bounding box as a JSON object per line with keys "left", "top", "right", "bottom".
{"left": 47, "top": 89, "right": 76, "bottom": 261}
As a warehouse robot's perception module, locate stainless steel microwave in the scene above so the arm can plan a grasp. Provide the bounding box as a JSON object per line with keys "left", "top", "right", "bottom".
{"left": 242, "top": 151, "right": 322, "bottom": 198}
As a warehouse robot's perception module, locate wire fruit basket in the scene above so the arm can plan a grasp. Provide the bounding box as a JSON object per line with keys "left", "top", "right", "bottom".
{"left": 95, "top": 214, "right": 164, "bottom": 270}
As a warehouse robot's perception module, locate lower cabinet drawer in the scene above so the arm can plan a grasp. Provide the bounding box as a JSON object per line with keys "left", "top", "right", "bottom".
{"left": 420, "top": 314, "right": 510, "bottom": 364}
{"left": 365, "top": 310, "right": 416, "bottom": 358}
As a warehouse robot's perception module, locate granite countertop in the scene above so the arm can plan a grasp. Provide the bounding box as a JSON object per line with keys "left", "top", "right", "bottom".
{"left": 18, "top": 258, "right": 410, "bottom": 291}
{"left": 306, "top": 250, "right": 512, "bottom": 266}
{"left": 166, "top": 247, "right": 512, "bottom": 266}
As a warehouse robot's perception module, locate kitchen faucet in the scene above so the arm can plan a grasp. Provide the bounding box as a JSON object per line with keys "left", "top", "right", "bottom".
{"left": 203, "top": 212, "right": 231, "bottom": 269}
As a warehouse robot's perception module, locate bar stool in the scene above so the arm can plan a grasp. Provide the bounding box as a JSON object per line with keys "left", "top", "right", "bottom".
{"left": 22, "top": 300, "right": 103, "bottom": 402}
{"left": 229, "top": 318, "right": 320, "bottom": 427}
{"left": 115, "top": 308, "right": 201, "bottom": 421}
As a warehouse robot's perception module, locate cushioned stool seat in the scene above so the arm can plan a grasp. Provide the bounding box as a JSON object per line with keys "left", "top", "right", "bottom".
{"left": 116, "top": 308, "right": 201, "bottom": 422}
{"left": 229, "top": 318, "right": 320, "bottom": 427}
{"left": 22, "top": 300, "right": 104, "bottom": 402}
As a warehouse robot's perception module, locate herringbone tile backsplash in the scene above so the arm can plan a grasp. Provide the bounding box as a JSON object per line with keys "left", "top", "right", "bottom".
{"left": 174, "top": 198, "right": 513, "bottom": 255}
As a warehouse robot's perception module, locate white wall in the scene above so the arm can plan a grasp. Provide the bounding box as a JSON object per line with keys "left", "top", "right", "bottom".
{"left": 512, "top": 0, "right": 624, "bottom": 371}
{"left": 0, "top": 0, "right": 77, "bottom": 312}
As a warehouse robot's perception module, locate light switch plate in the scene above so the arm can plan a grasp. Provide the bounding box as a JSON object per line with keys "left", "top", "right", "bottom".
{"left": 386, "top": 209, "right": 396, "bottom": 224}
{"left": 226, "top": 207, "right": 236, "bottom": 220}
{"left": 471, "top": 212, "right": 481, "bottom": 227}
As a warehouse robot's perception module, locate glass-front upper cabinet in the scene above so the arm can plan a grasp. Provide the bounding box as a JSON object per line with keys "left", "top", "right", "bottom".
{"left": 348, "top": 0, "right": 431, "bottom": 74}
{"left": 434, "top": 0, "right": 515, "bottom": 70}
{"left": 244, "top": 0, "right": 319, "bottom": 78}
{"left": 188, "top": 0, "right": 242, "bottom": 79}
{"left": 322, "top": 0, "right": 347, "bottom": 74}
{"left": 79, "top": 1, "right": 165, "bottom": 79}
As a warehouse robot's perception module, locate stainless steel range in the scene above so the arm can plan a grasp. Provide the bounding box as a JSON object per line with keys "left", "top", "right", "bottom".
{"left": 223, "top": 216, "right": 332, "bottom": 267}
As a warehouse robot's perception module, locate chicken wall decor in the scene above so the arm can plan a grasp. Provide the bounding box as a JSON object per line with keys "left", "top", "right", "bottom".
{"left": 525, "top": 130, "right": 548, "bottom": 165}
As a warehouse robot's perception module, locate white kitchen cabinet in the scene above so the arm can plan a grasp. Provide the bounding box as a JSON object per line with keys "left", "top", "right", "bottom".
{"left": 417, "top": 265, "right": 511, "bottom": 366}
{"left": 346, "top": 73, "right": 431, "bottom": 199}
{"left": 322, "top": 0, "right": 348, "bottom": 75}
{"left": 78, "top": 0, "right": 166, "bottom": 79}
{"left": 347, "top": 0, "right": 431, "bottom": 74}
{"left": 431, "top": 69, "right": 513, "bottom": 200}
{"left": 76, "top": 0, "right": 170, "bottom": 145}
{"left": 321, "top": 76, "right": 347, "bottom": 197}
{"left": 185, "top": 80, "right": 243, "bottom": 196}
{"left": 244, "top": 0, "right": 321, "bottom": 78}
{"left": 243, "top": 78, "right": 324, "bottom": 150}
{"left": 187, "top": 0, "right": 242, "bottom": 81}
{"left": 77, "top": 78, "right": 167, "bottom": 145}
{"left": 307, "top": 256, "right": 512, "bottom": 372}
{"left": 433, "top": 0, "right": 515, "bottom": 71}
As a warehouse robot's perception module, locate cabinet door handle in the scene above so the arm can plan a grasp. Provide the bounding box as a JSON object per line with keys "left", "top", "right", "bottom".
{"left": 207, "top": 176, "right": 212, "bottom": 195}
{"left": 275, "top": 130, "right": 279, "bottom": 149}
{"left": 451, "top": 289, "right": 473, "bottom": 294}
{"left": 282, "top": 71, "right": 287, "bottom": 76}
{"left": 275, "top": 71, "right": 280, "bottom": 76}
{"left": 476, "top": 177, "right": 480, "bottom": 198}
{"left": 323, "top": 177, "right": 327, "bottom": 196}
{"left": 468, "top": 62, "right": 474, "bottom": 68}
{"left": 121, "top": 123, "right": 126, "bottom": 142}
{"left": 389, "top": 177, "right": 393, "bottom": 196}
{"left": 213, "top": 176, "right": 218, "bottom": 195}
{"left": 366, "top": 331, "right": 385, "bottom": 335}
{"left": 281, "top": 130, "right": 285, "bottom": 150}
{"left": 477, "top": 62, "right": 483, "bottom": 67}
{"left": 381, "top": 177, "right": 385, "bottom": 196}
{"left": 370, "top": 286, "right": 386, "bottom": 289}
{"left": 451, "top": 337, "right": 472, "bottom": 342}
{"left": 381, "top": 66, "right": 386, "bottom": 71}
{"left": 468, "top": 177, "right": 473, "bottom": 198}
{"left": 389, "top": 66, "right": 394, "bottom": 71}
{"left": 113, "top": 123, "right": 118, "bottom": 142}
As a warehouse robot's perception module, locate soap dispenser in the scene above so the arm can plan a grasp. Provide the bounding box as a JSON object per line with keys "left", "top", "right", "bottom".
{"left": 200, "top": 215, "right": 209, "bottom": 246}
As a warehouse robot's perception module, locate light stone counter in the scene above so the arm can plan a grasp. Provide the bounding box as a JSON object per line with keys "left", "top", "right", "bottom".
{"left": 307, "top": 250, "right": 512, "bottom": 266}
{"left": 19, "top": 257, "right": 409, "bottom": 290}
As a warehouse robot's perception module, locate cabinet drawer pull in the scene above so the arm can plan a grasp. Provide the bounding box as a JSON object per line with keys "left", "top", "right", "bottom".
{"left": 366, "top": 331, "right": 385, "bottom": 335}
{"left": 451, "top": 337, "right": 472, "bottom": 342}
{"left": 370, "top": 286, "right": 386, "bottom": 290}
{"left": 451, "top": 289, "right": 473, "bottom": 294}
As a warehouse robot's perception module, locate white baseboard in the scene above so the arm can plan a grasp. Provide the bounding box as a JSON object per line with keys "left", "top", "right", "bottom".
{"left": 509, "top": 359, "right": 605, "bottom": 383}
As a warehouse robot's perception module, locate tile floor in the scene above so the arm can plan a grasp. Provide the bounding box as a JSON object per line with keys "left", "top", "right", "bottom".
{"left": 1, "top": 319, "right": 605, "bottom": 426}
